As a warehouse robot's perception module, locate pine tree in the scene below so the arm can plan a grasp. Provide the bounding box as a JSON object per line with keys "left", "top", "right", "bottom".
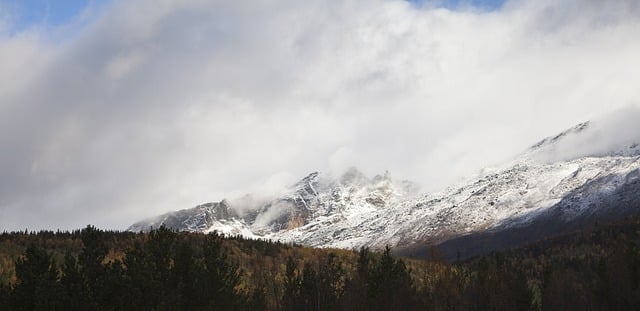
{"left": 78, "top": 225, "right": 110, "bottom": 308}
{"left": 123, "top": 225, "right": 177, "bottom": 309}
{"left": 202, "top": 231, "right": 241, "bottom": 310}
{"left": 122, "top": 239, "right": 154, "bottom": 309}
{"left": 11, "top": 244, "right": 65, "bottom": 310}
{"left": 0, "top": 275, "right": 9, "bottom": 307}
{"left": 367, "top": 246, "right": 415, "bottom": 311}
{"left": 282, "top": 256, "right": 302, "bottom": 311}
{"left": 300, "top": 262, "right": 318, "bottom": 310}
{"left": 59, "top": 252, "right": 91, "bottom": 310}
{"left": 341, "top": 246, "right": 371, "bottom": 309}
{"left": 319, "top": 253, "right": 344, "bottom": 310}
{"left": 169, "top": 238, "right": 202, "bottom": 309}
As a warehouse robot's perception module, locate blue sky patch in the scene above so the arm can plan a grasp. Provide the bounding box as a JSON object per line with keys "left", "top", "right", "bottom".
{"left": 1, "top": 0, "right": 506, "bottom": 35}
{"left": 0, "top": 0, "right": 98, "bottom": 33}
{"left": 408, "top": 0, "right": 505, "bottom": 11}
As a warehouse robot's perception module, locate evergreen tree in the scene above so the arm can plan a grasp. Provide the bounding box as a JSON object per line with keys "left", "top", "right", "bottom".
{"left": 123, "top": 225, "right": 176, "bottom": 309}
{"left": 0, "top": 282, "right": 9, "bottom": 306}
{"left": 202, "top": 231, "right": 241, "bottom": 310}
{"left": 367, "top": 246, "right": 415, "bottom": 311}
{"left": 11, "top": 244, "right": 65, "bottom": 310}
{"left": 300, "top": 262, "right": 318, "bottom": 310}
{"left": 59, "top": 252, "right": 91, "bottom": 311}
{"left": 0, "top": 278, "right": 9, "bottom": 308}
{"left": 77, "top": 225, "right": 111, "bottom": 309}
{"left": 100, "top": 259, "right": 128, "bottom": 310}
{"left": 341, "top": 247, "right": 371, "bottom": 309}
{"left": 316, "top": 253, "right": 344, "bottom": 310}
{"left": 169, "top": 238, "right": 203, "bottom": 309}
{"left": 282, "top": 256, "right": 302, "bottom": 311}
{"left": 122, "top": 239, "right": 154, "bottom": 309}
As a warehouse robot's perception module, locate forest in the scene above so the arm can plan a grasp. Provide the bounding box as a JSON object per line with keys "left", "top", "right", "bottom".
{"left": 1, "top": 216, "right": 640, "bottom": 310}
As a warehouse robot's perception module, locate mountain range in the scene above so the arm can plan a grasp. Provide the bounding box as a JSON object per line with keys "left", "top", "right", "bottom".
{"left": 129, "top": 121, "right": 640, "bottom": 258}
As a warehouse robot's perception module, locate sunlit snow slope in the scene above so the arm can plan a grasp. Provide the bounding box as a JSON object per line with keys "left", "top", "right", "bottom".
{"left": 129, "top": 121, "right": 640, "bottom": 255}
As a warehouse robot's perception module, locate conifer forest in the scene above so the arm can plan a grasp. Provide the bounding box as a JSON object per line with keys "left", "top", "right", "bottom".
{"left": 1, "top": 217, "right": 640, "bottom": 310}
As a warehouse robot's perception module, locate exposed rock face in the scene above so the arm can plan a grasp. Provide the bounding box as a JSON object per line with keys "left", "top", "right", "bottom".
{"left": 130, "top": 121, "right": 640, "bottom": 259}
{"left": 128, "top": 168, "right": 418, "bottom": 240}
{"left": 128, "top": 200, "right": 233, "bottom": 232}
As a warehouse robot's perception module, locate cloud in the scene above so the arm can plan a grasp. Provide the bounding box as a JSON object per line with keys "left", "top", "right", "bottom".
{"left": 252, "top": 201, "right": 295, "bottom": 229}
{"left": 1, "top": 0, "right": 639, "bottom": 231}
{"left": 532, "top": 105, "right": 640, "bottom": 163}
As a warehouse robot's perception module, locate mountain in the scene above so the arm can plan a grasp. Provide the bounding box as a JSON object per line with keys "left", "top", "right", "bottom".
{"left": 396, "top": 123, "right": 640, "bottom": 258}
{"left": 129, "top": 121, "right": 640, "bottom": 258}
{"left": 128, "top": 167, "right": 420, "bottom": 242}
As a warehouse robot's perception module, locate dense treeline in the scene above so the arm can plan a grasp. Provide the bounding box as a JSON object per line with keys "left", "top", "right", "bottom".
{"left": 1, "top": 217, "right": 640, "bottom": 310}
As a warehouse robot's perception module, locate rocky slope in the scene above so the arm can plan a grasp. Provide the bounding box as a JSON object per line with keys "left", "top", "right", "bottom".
{"left": 128, "top": 167, "right": 420, "bottom": 241}
{"left": 129, "top": 121, "right": 640, "bottom": 256}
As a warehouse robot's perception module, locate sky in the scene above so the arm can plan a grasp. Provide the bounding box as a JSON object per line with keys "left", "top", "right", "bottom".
{"left": 0, "top": 0, "right": 639, "bottom": 231}
{"left": 0, "top": 0, "right": 91, "bottom": 30}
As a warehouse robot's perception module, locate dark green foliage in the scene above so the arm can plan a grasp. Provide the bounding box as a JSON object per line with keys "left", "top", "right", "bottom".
{"left": 282, "top": 256, "right": 302, "bottom": 310}
{"left": 11, "top": 244, "right": 65, "bottom": 310}
{"left": 315, "top": 253, "right": 344, "bottom": 309}
{"left": 123, "top": 225, "right": 177, "bottom": 309}
{"left": 345, "top": 246, "right": 416, "bottom": 310}
{"left": 368, "top": 246, "right": 415, "bottom": 310}
{"left": 0, "top": 227, "right": 245, "bottom": 310}
{"left": 341, "top": 246, "right": 371, "bottom": 309}
{"left": 119, "top": 228, "right": 243, "bottom": 310}
{"left": 463, "top": 254, "right": 533, "bottom": 311}
{"left": 201, "top": 232, "right": 242, "bottom": 310}
{"left": 300, "top": 262, "right": 318, "bottom": 309}
{"left": 78, "top": 225, "right": 110, "bottom": 309}
{"left": 168, "top": 238, "right": 201, "bottom": 309}
{"left": 59, "top": 251, "right": 92, "bottom": 310}
{"left": 338, "top": 246, "right": 417, "bottom": 310}
{"left": 0, "top": 283, "right": 7, "bottom": 311}
{"left": 281, "top": 254, "right": 345, "bottom": 311}
{"left": 2, "top": 216, "right": 640, "bottom": 310}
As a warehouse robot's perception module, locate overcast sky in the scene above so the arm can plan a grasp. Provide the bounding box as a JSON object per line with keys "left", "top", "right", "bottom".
{"left": 1, "top": 0, "right": 639, "bottom": 231}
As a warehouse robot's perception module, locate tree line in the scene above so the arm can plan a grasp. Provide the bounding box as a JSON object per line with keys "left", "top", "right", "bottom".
{"left": 1, "top": 216, "right": 640, "bottom": 310}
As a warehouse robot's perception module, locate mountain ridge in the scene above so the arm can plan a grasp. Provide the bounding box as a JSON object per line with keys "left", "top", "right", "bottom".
{"left": 129, "top": 121, "right": 640, "bottom": 257}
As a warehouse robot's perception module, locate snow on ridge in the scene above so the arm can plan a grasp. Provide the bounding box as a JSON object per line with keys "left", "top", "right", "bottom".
{"left": 129, "top": 120, "right": 640, "bottom": 251}
{"left": 524, "top": 107, "right": 640, "bottom": 163}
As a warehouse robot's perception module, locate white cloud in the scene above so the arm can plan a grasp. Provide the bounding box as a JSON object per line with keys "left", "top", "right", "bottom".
{"left": 533, "top": 105, "right": 640, "bottom": 163}
{"left": 1, "top": 0, "right": 639, "bottom": 231}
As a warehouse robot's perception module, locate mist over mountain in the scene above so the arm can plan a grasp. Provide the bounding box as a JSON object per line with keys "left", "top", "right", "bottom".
{"left": 130, "top": 108, "right": 640, "bottom": 258}
{"left": 3, "top": 1, "right": 640, "bottom": 309}
{"left": 2, "top": 0, "right": 640, "bottom": 231}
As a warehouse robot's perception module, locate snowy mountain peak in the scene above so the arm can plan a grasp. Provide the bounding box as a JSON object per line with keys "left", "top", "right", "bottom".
{"left": 293, "top": 171, "right": 320, "bottom": 188}
{"left": 130, "top": 116, "right": 640, "bottom": 257}
{"left": 128, "top": 168, "right": 418, "bottom": 236}
{"left": 528, "top": 121, "right": 590, "bottom": 152}
{"left": 522, "top": 119, "right": 640, "bottom": 163}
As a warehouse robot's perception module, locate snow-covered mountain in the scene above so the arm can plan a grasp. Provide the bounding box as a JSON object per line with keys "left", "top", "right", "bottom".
{"left": 129, "top": 121, "right": 640, "bottom": 257}
{"left": 128, "top": 167, "right": 420, "bottom": 240}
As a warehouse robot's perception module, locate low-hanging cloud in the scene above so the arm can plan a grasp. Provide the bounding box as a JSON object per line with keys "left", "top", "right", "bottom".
{"left": 1, "top": 0, "right": 639, "bottom": 231}
{"left": 532, "top": 105, "right": 640, "bottom": 163}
